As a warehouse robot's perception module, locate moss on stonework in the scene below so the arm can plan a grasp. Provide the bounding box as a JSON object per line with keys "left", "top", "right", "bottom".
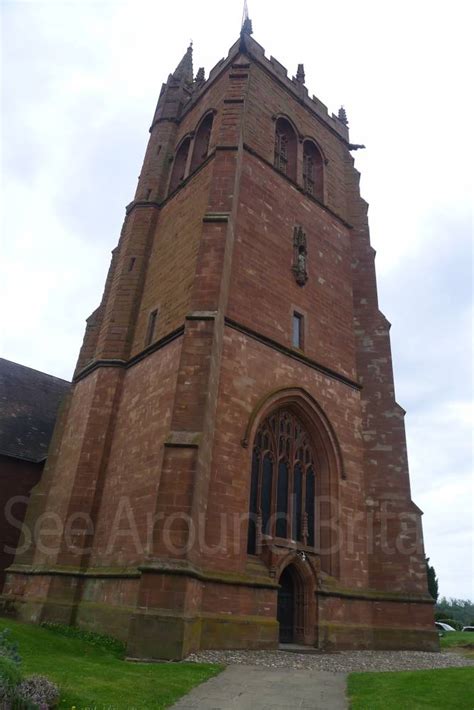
{"left": 318, "top": 622, "right": 439, "bottom": 652}
{"left": 7, "top": 562, "right": 277, "bottom": 589}
{"left": 7, "top": 564, "right": 140, "bottom": 578}
{"left": 201, "top": 612, "right": 277, "bottom": 625}
{"left": 11, "top": 597, "right": 138, "bottom": 621}
{"left": 139, "top": 560, "right": 278, "bottom": 589}
{"left": 318, "top": 583, "right": 434, "bottom": 604}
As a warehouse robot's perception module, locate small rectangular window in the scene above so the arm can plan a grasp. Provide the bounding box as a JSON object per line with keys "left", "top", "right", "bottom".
{"left": 145, "top": 309, "right": 158, "bottom": 346}
{"left": 292, "top": 312, "right": 303, "bottom": 349}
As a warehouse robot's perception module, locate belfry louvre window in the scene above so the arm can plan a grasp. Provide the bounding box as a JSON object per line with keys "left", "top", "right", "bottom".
{"left": 274, "top": 117, "right": 297, "bottom": 181}
{"left": 169, "top": 137, "right": 191, "bottom": 194}
{"left": 190, "top": 112, "right": 214, "bottom": 173}
{"left": 302, "top": 140, "right": 323, "bottom": 201}
{"left": 247, "top": 408, "right": 316, "bottom": 554}
{"left": 274, "top": 131, "right": 288, "bottom": 173}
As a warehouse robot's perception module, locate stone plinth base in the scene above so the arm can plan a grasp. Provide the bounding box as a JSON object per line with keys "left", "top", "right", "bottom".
{"left": 1, "top": 568, "right": 437, "bottom": 659}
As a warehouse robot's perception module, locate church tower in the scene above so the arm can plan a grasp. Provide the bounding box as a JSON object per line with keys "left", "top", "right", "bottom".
{"left": 2, "top": 19, "right": 437, "bottom": 658}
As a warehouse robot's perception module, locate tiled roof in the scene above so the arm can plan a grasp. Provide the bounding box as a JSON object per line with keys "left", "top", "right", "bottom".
{"left": 0, "top": 358, "right": 70, "bottom": 462}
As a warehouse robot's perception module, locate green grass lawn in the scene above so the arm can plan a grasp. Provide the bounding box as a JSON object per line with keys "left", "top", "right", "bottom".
{"left": 440, "top": 631, "right": 474, "bottom": 649}
{"left": 439, "top": 631, "right": 474, "bottom": 660}
{"left": 348, "top": 667, "right": 474, "bottom": 710}
{"left": 0, "top": 618, "right": 222, "bottom": 709}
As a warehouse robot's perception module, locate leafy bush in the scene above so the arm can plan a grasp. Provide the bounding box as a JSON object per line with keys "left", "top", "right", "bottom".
{"left": 16, "top": 675, "right": 59, "bottom": 709}
{"left": 0, "top": 655, "right": 23, "bottom": 704}
{"left": 0, "top": 628, "right": 22, "bottom": 664}
{"left": 0, "top": 630, "right": 60, "bottom": 709}
{"left": 40, "top": 623, "right": 125, "bottom": 657}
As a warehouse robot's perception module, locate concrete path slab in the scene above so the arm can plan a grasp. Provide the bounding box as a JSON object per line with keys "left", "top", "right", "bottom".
{"left": 171, "top": 664, "right": 347, "bottom": 709}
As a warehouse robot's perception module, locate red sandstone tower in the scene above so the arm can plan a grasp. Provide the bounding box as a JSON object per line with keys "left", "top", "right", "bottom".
{"left": 2, "top": 19, "right": 437, "bottom": 658}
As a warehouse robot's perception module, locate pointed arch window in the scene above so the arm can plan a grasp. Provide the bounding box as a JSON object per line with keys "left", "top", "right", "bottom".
{"left": 190, "top": 112, "right": 214, "bottom": 173}
{"left": 247, "top": 408, "right": 316, "bottom": 554}
{"left": 302, "top": 140, "right": 324, "bottom": 201}
{"left": 169, "top": 137, "right": 191, "bottom": 194}
{"left": 274, "top": 117, "right": 297, "bottom": 182}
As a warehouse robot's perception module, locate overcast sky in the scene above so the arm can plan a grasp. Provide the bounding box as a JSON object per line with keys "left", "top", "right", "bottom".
{"left": 1, "top": 0, "right": 472, "bottom": 600}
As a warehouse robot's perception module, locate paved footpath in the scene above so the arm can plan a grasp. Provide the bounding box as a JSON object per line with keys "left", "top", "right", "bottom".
{"left": 170, "top": 664, "right": 347, "bottom": 709}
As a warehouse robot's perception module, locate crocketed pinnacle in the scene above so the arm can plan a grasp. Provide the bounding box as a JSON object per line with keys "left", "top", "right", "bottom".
{"left": 173, "top": 43, "right": 194, "bottom": 84}
{"left": 194, "top": 67, "right": 206, "bottom": 89}
{"left": 242, "top": 17, "right": 253, "bottom": 34}
{"left": 338, "top": 106, "right": 349, "bottom": 126}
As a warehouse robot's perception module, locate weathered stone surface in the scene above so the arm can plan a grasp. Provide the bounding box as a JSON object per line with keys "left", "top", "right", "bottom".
{"left": 2, "top": 26, "right": 435, "bottom": 659}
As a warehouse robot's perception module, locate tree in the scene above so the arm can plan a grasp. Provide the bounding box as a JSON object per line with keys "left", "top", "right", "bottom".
{"left": 426, "top": 557, "right": 439, "bottom": 601}
{"left": 436, "top": 597, "right": 474, "bottom": 626}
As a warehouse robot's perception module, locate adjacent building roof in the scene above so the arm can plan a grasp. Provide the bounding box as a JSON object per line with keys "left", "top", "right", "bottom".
{"left": 0, "top": 358, "right": 70, "bottom": 463}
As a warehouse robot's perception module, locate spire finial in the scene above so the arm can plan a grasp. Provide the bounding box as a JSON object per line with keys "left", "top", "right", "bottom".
{"left": 241, "top": 0, "right": 253, "bottom": 35}
{"left": 296, "top": 64, "right": 305, "bottom": 84}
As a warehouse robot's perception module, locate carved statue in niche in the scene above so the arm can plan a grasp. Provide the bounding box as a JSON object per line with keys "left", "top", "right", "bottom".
{"left": 292, "top": 224, "right": 308, "bottom": 286}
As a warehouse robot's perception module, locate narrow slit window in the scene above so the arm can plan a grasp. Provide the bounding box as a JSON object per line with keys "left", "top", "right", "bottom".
{"left": 292, "top": 312, "right": 303, "bottom": 349}
{"left": 145, "top": 309, "right": 158, "bottom": 346}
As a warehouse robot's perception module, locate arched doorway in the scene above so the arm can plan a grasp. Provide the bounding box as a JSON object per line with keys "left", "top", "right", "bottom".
{"left": 243, "top": 387, "right": 343, "bottom": 646}
{"left": 277, "top": 566, "right": 294, "bottom": 643}
{"left": 277, "top": 565, "right": 305, "bottom": 644}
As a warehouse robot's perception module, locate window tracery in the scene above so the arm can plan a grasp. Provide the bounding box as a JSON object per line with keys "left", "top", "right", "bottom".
{"left": 302, "top": 140, "right": 323, "bottom": 201}
{"left": 168, "top": 137, "right": 191, "bottom": 194}
{"left": 190, "top": 112, "right": 214, "bottom": 173}
{"left": 247, "top": 409, "right": 316, "bottom": 554}
{"left": 274, "top": 118, "right": 297, "bottom": 181}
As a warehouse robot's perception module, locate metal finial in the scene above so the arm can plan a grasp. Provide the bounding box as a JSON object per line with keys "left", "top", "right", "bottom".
{"left": 241, "top": 0, "right": 253, "bottom": 34}
{"left": 242, "top": 0, "right": 249, "bottom": 24}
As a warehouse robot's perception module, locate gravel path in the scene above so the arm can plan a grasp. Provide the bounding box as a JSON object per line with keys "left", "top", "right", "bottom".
{"left": 186, "top": 649, "right": 474, "bottom": 673}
